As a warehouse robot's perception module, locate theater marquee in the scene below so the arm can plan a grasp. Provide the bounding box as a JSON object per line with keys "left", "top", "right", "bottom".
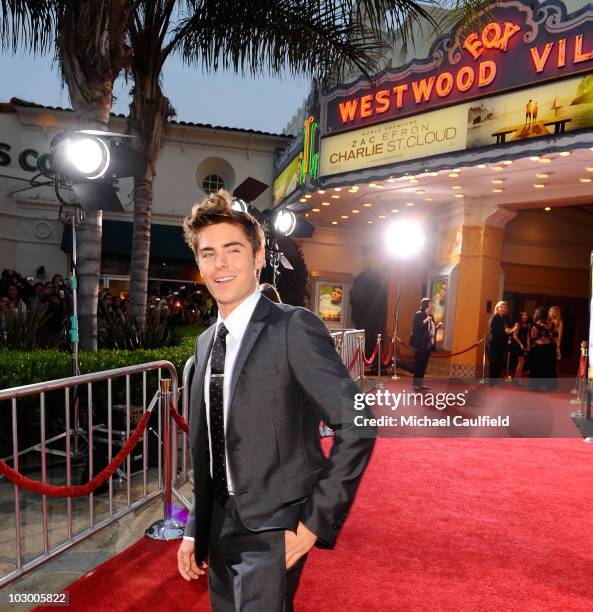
{"left": 322, "top": 0, "right": 593, "bottom": 135}
{"left": 320, "top": 105, "right": 468, "bottom": 176}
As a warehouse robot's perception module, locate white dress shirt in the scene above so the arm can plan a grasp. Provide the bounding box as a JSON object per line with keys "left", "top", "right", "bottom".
{"left": 184, "top": 290, "right": 262, "bottom": 542}
{"left": 205, "top": 289, "right": 261, "bottom": 493}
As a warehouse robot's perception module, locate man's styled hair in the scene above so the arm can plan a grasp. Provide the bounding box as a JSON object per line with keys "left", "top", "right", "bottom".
{"left": 183, "top": 189, "right": 265, "bottom": 259}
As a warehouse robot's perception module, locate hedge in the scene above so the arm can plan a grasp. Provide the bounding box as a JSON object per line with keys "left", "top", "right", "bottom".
{"left": 0, "top": 326, "right": 205, "bottom": 391}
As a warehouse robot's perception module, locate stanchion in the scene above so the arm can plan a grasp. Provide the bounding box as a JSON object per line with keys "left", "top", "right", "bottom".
{"left": 570, "top": 342, "right": 587, "bottom": 416}
{"left": 570, "top": 341, "right": 587, "bottom": 404}
{"left": 356, "top": 336, "right": 374, "bottom": 391}
{"left": 505, "top": 336, "right": 513, "bottom": 383}
{"left": 390, "top": 334, "right": 399, "bottom": 380}
{"left": 375, "top": 334, "right": 384, "bottom": 389}
{"left": 145, "top": 378, "right": 185, "bottom": 540}
{"left": 357, "top": 336, "right": 364, "bottom": 385}
{"left": 479, "top": 335, "right": 488, "bottom": 385}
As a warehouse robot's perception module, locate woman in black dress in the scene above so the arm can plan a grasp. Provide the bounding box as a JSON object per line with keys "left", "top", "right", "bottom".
{"left": 511, "top": 311, "right": 531, "bottom": 386}
{"left": 528, "top": 307, "right": 557, "bottom": 391}
{"left": 488, "top": 300, "right": 517, "bottom": 387}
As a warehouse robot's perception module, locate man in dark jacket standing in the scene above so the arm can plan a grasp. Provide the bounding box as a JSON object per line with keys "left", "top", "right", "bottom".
{"left": 177, "top": 190, "right": 375, "bottom": 612}
{"left": 409, "top": 298, "right": 442, "bottom": 391}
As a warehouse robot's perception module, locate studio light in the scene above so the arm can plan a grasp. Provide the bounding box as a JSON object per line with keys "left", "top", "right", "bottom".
{"left": 274, "top": 210, "right": 297, "bottom": 236}
{"left": 51, "top": 133, "right": 111, "bottom": 180}
{"left": 67, "top": 137, "right": 109, "bottom": 179}
{"left": 231, "top": 198, "right": 249, "bottom": 213}
{"left": 46, "top": 130, "right": 148, "bottom": 213}
{"left": 385, "top": 220, "right": 426, "bottom": 258}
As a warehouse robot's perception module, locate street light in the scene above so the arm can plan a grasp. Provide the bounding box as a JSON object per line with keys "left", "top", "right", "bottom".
{"left": 385, "top": 219, "right": 426, "bottom": 379}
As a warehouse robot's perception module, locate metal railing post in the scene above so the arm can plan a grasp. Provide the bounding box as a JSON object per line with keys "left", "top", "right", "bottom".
{"left": 145, "top": 376, "right": 185, "bottom": 540}
{"left": 391, "top": 334, "right": 399, "bottom": 380}
{"left": 479, "top": 335, "right": 488, "bottom": 384}
{"left": 376, "top": 334, "right": 384, "bottom": 388}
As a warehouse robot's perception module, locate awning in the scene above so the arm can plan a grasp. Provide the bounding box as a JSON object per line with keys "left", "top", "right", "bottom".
{"left": 61, "top": 219, "right": 195, "bottom": 261}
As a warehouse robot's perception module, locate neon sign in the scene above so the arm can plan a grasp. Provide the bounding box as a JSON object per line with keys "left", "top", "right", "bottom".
{"left": 463, "top": 22, "right": 521, "bottom": 60}
{"left": 300, "top": 115, "right": 319, "bottom": 184}
{"left": 324, "top": 1, "right": 593, "bottom": 135}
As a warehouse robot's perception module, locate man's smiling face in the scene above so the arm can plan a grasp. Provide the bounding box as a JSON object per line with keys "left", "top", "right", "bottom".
{"left": 195, "top": 222, "right": 264, "bottom": 318}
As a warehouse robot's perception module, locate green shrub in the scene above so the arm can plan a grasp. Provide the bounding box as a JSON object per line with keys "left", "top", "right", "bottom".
{"left": 0, "top": 326, "right": 205, "bottom": 391}
{"left": 0, "top": 304, "right": 66, "bottom": 350}
{"left": 98, "top": 304, "right": 174, "bottom": 350}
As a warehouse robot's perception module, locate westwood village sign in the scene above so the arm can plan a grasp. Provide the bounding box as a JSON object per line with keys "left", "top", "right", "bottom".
{"left": 316, "top": 0, "right": 593, "bottom": 177}
{"left": 324, "top": 0, "right": 593, "bottom": 133}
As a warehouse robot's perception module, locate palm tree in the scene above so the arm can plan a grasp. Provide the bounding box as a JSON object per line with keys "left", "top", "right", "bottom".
{"left": 1, "top": 0, "right": 135, "bottom": 350}
{"left": 124, "top": 0, "right": 444, "bottom": 321}
{"left": 3, "top": 0, "right": 484, "bottom": 338}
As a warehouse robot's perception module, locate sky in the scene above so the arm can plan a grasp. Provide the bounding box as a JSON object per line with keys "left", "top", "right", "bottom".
{"left": 0, "top": 50, "right": 310, "bottom": 135}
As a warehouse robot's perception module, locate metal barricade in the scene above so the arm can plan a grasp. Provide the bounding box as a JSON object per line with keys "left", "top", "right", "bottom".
{"left": 330, "top": 331, "right": 344, "bottom": 356}
{"left": 343, "top": 330, "right": 365, "bottom": 381}
{"left": 332, "top": 329, "right": 365, "bottom": 382}
{"left": 0, "top": 360, "right": 177, "bottom": 587}
{"left": 170, "top": 355, "right": 195, "bottom": 513}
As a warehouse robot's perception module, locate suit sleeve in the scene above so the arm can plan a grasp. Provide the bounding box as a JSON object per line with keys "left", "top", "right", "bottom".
{"left": 184, "top": 335, "right": 200, "bottom": 540}
{"left": 184, "top": 493, "right": 197, "bottom": 540}
{"left": 286, "top": 307, "right": 376, "bottom": 549}
{"left": 412, "top": 312, "right": 425, "bottom": 335}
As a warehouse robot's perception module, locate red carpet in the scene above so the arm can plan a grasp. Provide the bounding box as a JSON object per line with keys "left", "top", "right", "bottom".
{"left": 37, "top": 390, "right": 593, "bottom": 611}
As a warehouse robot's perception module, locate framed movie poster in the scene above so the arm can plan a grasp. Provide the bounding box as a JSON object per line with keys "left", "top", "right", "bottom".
{"left": 313, "top": 278, "right": 351, "bottom": 329}
{"left": 429, "top": 266, "right": 458, "bottom": 351}
{"left": 430, "top": 276, "right": 448, "bottom": 345}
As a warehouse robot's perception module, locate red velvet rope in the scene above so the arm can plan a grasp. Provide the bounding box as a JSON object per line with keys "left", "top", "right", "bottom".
{"left": 363, "top": 342, "right": 379, "bottom": 365}
{"left": 579, "top": 354, "right": 586, "bottom": 379}
{"left": 347, "top": 348, "right": 360, "bottom": 372}
{"left": 395, "top": 336, "right": 484, "bottom": 359}
{"left": 169, "top": 400, "right": 189, "bottom": 434}
{"left": 0, "top": 409, "right": 152, "bottom": 498}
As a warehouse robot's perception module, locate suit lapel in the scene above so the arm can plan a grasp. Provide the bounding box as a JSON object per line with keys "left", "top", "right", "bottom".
{"left": 228, "top": 295, "right": 272, "bottom": 411}
{"left": 192, "top": 324, "right": 216, "bottom": 446}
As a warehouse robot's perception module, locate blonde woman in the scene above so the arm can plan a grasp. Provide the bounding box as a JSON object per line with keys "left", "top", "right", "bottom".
{"left": 488, "top": 300, "right": 517, "bottom": 386}
{"left": 548, "top": 305, "right": 563, "bottom": 360}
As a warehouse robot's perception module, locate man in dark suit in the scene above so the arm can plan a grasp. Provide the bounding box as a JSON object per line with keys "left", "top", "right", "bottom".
{"left": 177, "top": 190, "right": 375, "bottom": 611}
{"left": 409, "top": 297, "right": 442, "bottom": 391}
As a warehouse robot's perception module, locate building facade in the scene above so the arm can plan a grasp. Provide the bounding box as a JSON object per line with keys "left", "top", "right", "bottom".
{"left": 0, "top": 99, "right": 291, "bottom": 296}
{"left": 274, "top": 0, "right": 593, "bottom": 376}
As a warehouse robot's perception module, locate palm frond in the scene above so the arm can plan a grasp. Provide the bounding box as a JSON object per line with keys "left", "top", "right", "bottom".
{"left": 434, "top": 0, "right": 492, "bottom": 40}
{"left": 171, "top": 0, "right": 446, "bottom": 80}
{"left": 0, "top": 0, "right": 57, "bottom": 54}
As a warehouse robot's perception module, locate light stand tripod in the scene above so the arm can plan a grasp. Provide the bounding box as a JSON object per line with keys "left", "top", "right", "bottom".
{"left": 265, "top": 235, "right": 293, "bottom": 288}
{"left": 56, "top": 185, "right": 82, "bottom": 455}
{"left": 391, "top": 271, "right": 402, "bottom": 380}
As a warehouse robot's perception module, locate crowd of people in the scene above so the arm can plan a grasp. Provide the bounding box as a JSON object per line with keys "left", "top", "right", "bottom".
{"left": 488, "top": 301, "right": 563, "bottom": 391}
{"left": 99, "top": 285, "right": 218, "bottom": 327}
{"left": 407, "top": 296, "right": 566, "bottom": 392}
{"left": 0, "top": 269, "right": 72, "bottom": 346}
{"left": 0, "top": 268, "right": 220, "bottom": 348}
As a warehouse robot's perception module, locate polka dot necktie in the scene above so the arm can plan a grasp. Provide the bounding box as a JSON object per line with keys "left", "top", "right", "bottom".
{"left": 209, "top": 322, "right": 229, "bottom": 505}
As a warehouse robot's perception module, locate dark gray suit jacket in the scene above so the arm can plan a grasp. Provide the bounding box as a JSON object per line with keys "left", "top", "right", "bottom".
{"left": 186, "top": 293, "right": 375, "bottom": 563}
